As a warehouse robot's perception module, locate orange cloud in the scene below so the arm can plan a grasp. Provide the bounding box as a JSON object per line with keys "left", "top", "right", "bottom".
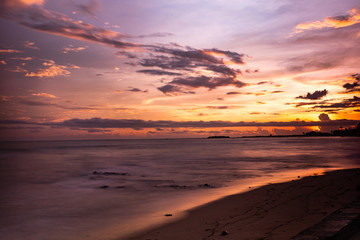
{"left": 32, "top": 92, "right": 57, "bottom": 98}
{"left": 25, "top": 60, "right": 72, "bottom": 78}
{"left": 295, "top": 7, "right": 360, "bottom": 33}
{"left": 0, "top": 49, "right": 23, "bottom": 53}
{"left": 1, "top": 0, "right": 44, "bottom": 7}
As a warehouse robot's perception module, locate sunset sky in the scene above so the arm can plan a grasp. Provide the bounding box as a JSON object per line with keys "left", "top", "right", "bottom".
{"left": 0, "top": 0, "right": 359, "bottom": 140}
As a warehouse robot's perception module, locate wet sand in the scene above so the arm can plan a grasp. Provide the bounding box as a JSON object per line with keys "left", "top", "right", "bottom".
{"left": 128, "top": 168, "right": 360, "bottom": 240}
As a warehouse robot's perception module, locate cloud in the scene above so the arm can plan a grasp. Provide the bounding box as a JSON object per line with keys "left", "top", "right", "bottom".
{"left": 0, "top": 0, "right": 44, "bottom": 7}
{"left": 141, "top": 46, "right": 251, "bottom": 94}
{"left": 343, "top": 73, "right": 360, "bottom": 93}
{"left": 25, "top": 60, "right": 74, "bottom": 78}
{"left": 296, "top": 89, "right": 328, "bottom": 100}
{"left": 0, "top": 2, "right": 138, "bottom": 49}
{"left": 127, "top": 87, "right": 148, "bottom": 93}
{"left": 295, "top": 7, "right": 360, "bottom": 33}
{"left": 137, "top": 69, "right": 182, "bottom": 76}
{"left": 293, "top": 96, "right": 360, "bottom": 112}
{"left": 72, "top": 0, "right": 99, "bottom": 17}
{"left": 135, "top": 32, "right": 174, "bottom": 38}
{"left": 32, "top": 92, "right": 57, "bottom": 98}
{"left": 203, "top": 48, "right": 246, "bottom": 64}
{"left": 62, "top": 45, "right": 87, "bottom": 54}
{"left": 19, "top": 100, "right": 99, "bottom": 110}
{"left": 318, "top": 113, "right": 330, "bottom": 122}
{"left": 23, "top": 41, "right": 39, "bottom": 49}
{"left": 318, "top": 113, "right": 339, "bottom": 132}
{"left": 153, "top": 47, "right": 223, "bottom": 64}
{"left": 2, "top": 117, "right": 357, "bottom": 130}
{"left": 169, "top": 75, "right": 246, "bottom": 90}
{"left": 157, "top": 84, "right": 195, "bottom": 95}
{"left": 315, "top": 96, "right": 360, "bottom": 109}
{"left": 140, "top": 55, "right": 193, "bottom": 70}
{"left": 115, "top": 51, "right": 137, "bottom": 59}
{"left": 0, "top": 49, "right": 23, "bottom": 53}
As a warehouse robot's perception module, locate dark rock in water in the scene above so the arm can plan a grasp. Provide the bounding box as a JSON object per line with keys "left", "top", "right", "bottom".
{"left": 165, "top": 214, "right": 172, "bottom": 217}
{"left": 99, "top": 185, "right": 109, "bottom": 189}
{"left": 208, "top": 136, "right": 230, "bottom": 139}
{"left": 199, "top": 183, "right": 215, "bottom": 188}
{"left": 220, "top": 230, "right": 228, "bottom": 236}
{"left": 92, "top": 171, "right": 129, "bottom": 176}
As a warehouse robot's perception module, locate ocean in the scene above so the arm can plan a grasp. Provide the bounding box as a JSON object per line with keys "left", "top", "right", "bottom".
{"left": 1, "top": 137, "right": 359, "bottom": 240}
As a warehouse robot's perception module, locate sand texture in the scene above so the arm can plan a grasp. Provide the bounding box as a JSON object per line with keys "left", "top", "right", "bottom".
{"left": 128, "top": 168, "right": 360, "bottom": 240}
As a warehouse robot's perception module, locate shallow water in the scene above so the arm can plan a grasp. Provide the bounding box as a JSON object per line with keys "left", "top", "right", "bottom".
{"left": 0, "top": 137, "right": 359, "bottom": 240}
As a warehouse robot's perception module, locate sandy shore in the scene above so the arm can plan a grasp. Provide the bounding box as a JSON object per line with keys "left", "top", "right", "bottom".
{"left": 128, "top": 168, "right": 360, "bottom": 240}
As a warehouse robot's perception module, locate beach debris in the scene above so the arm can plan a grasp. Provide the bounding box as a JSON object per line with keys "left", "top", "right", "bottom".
{"left": 164, "top": 214, "right": 172, "bottom": 217}
{"left": 220, "top": 230, "right": 229, "bottom": 236}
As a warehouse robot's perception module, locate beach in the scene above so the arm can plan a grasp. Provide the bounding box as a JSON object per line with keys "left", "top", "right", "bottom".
{"left": 1, "top": 138, "right": 359, "bottom": 240}
{"left": 129, "top": 168, "right": 360, "bottom": 240}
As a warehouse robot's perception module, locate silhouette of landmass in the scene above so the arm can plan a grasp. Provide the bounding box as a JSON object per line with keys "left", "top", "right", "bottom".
{"left": 240, "top": 122, "right": 360, "bottom": 138}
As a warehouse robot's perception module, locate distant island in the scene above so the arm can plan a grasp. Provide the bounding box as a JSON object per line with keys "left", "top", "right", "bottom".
{"left": 208, "top": 136, "right": 230, "bottom": 139}
{"left": 242, "top": 122, "right": 360, "bottom": 138}
{"left": 208, "top": 122, "right": 360, "bottom": 139}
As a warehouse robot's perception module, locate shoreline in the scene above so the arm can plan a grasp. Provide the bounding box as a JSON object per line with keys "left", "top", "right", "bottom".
{"left": 128, "top": 168, "right": 360, "bottom": 240}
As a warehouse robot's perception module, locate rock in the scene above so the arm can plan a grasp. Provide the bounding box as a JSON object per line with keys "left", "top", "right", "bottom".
{"left": 99, "top": 185, "right": 109, "bottom": 189}
{"left": 92, "top": 171, "right": 129, "bottom": 176}
{"left": 165, "top": 214, "right": 172, "bottom": 217}
{"left": 220, "top": 230, "right": 228, "bottom": 236}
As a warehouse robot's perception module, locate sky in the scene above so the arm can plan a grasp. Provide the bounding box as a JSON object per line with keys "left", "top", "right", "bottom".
{"left": 0, "top": 0, "right": 359, "bottom": 140}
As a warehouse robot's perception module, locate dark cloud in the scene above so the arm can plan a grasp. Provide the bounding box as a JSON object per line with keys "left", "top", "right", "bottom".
{"left": 292, "top": 96, "right": 360, "bottom": 112}
{"left": 137, "top": 69, "right": 182, "bottom": 76}
{"left": 140, "top": 55, "right": 194, "bottom": 70}
{"left": 204, "top": 48, "right": 246, "bottom": 64}
{"left": 226, "top": 91, "right": 242, "bottom": 95}
{"left": 343, "top": 73, "right": 360, "bottom": 92}
{"left": 2, "top": 117, "right": 358, "bottom": 129}
{"left": 169, "top": 75, "right": 246, "bottom": 90}
{"left": 257, "top": 81, "right": 268, "bottom": 85}
{"left": 153, "top": 47, "right": 222, "bottom": 64}
{"left": 157, "top": 84, "right": 195, "bottom": 95}
{"left": 205, "top": 64, "right": 238, "bottom": 77}
{"left": 0, "top": 2, "right": 138, "bottom": 49}
{"left": 296, "top": 89, "right": 328, "bottom": 100}
{"left": 127, "top": 87, "right": 148, "bottom": 93}
{"left": 315, "top": 96, "right": 360, "bottom": 109}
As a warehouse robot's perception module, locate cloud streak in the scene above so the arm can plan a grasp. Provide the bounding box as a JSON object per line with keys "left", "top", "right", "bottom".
{"left": 295, "top": 7, "right": 360, "bottom": 33}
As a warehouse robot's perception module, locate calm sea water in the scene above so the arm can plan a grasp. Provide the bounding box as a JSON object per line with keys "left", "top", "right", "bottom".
{"left": 1, "top": 137, "right": 359, "bottom": 240}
